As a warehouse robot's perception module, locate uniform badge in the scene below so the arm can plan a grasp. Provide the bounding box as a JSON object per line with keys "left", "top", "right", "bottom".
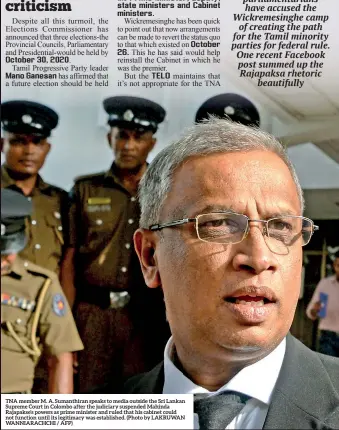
{"left": 224, "top": 105, "right": 235, "bottom": 115}
{"left": 87, "top": 198, "right": 111, "bottom": 205}
{"left": 22, "top": 114, "right": 32, "bottom": 124}
{"left": 87, "top": 197, "right": 111, "bottom": 213}
{"left": 123, "top": 109, "right": 134, "bottom": 122}
{"left": 1, "top": 293, "right": 36, "bottom": 311}
{"left": 52, "top": 294, "right": 66, "bottom": 317}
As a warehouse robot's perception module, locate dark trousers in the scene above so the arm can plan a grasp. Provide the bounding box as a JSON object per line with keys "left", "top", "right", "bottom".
{"left": 75, "top": 301, "right": 149, "bottom": 394}
{"left": 32, "top": 355, "right": 49, "bottom": 394}
{"left": 319, "top": 330, "right": 339, "bottom": 358}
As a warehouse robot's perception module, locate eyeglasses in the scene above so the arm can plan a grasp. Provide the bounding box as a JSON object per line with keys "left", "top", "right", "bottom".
{"left": 149, "top": 212, "right": 319, "bottom": 253}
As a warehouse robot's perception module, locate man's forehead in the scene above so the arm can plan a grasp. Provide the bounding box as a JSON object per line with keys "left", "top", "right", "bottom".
{"left": 162, "top": 151, "right": 300, "bottom": 216}
{"left": 172, "top": 151, "right": 293, "bottom": 189}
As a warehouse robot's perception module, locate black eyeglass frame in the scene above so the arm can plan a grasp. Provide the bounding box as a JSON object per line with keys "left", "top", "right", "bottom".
{"left": 149, "top": 212, "right": 319, "bottom": 246}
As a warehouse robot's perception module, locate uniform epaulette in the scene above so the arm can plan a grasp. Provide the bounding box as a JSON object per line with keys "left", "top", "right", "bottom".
{"left": 23, "top": 260, "right": 57, "bottom": 282}
{"left": 74, "top": 171, "right": 106, "bottom": 183}
{"left": 46, "top": 183, "right": 68, "bottom": 195}
{"left": 42, "top": 181, "right": 68, "bottom": 197}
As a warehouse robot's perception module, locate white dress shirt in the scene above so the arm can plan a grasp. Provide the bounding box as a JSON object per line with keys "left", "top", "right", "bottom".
{"left": 306, "top": 275, "right": 339, "bottom": 332}
{"left": 163, "top": 337, "right": 286, "bottom": 430}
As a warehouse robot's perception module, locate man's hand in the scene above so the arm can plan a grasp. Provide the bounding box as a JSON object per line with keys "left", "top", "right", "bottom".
{"left": 310, "top": 301, "right": 322, "bottom": 318}
{"left": 73, "top": 352, "right": 79, "bottom": 374}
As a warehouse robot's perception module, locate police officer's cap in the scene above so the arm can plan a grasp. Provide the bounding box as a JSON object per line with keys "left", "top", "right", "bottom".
{"left": 1, "top": 189, "right": 32, "bottom": 255}
{"left": 103, "top": 96, "right": 166, "bottom": 133}
{"left": 1, "top": 100, "right": 59, "bottom": 138}
{"left": 195, "top": 93, "right": 260, "bottom": 127}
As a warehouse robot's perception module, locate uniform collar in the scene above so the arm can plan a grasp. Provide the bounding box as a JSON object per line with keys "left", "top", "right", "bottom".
{"left": 104, "top": 162, "right": 119, "bottom": 183}
{"left": 1, "top": 164, "right": 50, "bottom": 195}
{"left": 7, "top": 256, "right": 27, "bottom": 278}
{"left": 104, "top": 162, "right": 147, "bottom": 191}
{"left": 163, "top": 336, "right": 286, "bottom": 405}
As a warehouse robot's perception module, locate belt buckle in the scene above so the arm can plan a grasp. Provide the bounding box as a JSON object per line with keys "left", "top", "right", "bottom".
{"left": 109, "top": 291, "right": 130, "bottom": 309}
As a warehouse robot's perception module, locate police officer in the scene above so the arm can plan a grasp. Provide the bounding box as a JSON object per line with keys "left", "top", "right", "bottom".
{"left": 1, "top": 188, "right": 83, "bottom": 394}
{"left": 1, "top": 100, "right": 69, "bottom": 393}
{"left": 195, "top": 93, "right": 260, "bottom": 127}
{"left": 60, "top": 96, "right": 170, "bottom": 393}
{"left": 1, "top": 100, "right": 68, "bottom": 273}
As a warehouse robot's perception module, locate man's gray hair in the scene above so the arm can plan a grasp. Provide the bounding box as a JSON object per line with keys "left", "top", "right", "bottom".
{"left": 139, "top": 117, "right": 304, "bottom": 228}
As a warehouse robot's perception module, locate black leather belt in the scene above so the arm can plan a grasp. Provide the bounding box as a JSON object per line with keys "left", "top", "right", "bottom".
{"left": 77, "top": 284, "right": 130, "bottom": 309}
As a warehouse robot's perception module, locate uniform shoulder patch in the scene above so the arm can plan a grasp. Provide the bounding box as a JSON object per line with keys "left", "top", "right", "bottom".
{"left": 52, "top": 293, "right": 66, "bottom": 316}
{"left": 44, "top": 182, "right": 67, "bottom": 196}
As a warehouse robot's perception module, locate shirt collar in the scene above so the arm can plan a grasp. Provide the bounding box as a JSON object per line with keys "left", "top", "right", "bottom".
{"left": 1, "top": 165, "right": 50, "bottom": 195}
{"left": 7, "top": 257, "right": 27, "bottom": 278}
{"left": 104, "top": 162, "right": 118, "bottom": 182}
{"left": 104, "top": 162, "right": 148, "bottom": 191}
{"left": 163, "top": 336, "right": 286, "bottom": 405}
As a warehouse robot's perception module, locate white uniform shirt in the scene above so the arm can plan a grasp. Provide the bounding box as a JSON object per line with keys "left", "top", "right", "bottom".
{"left": 163, "top": 337, "right": 286, "bottom": 429}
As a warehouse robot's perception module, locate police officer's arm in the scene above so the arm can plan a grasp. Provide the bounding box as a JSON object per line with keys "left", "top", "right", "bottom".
{"left": 60, "top": 185, "right": 78, "bottom": 308}
{"left": 60, "top": 247, "right": 76, "bottom": 308}
{"left": 38, "top": 272, "right": 84, "bottom": 393}
{"left": 48, "top": 352, "right": 73, "bottom": 393}
{"left": 306, "top": 279, "right": 324, "bottom": 320}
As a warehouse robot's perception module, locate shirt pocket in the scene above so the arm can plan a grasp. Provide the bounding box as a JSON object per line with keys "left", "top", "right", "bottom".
{"left": 80, "top": 211, "right": 121, "bottom": 253}
{"left": 45, "top": 213, "right": 64, "bottom": 246}
{"left": 1, "top": 307, "right": 32, "bottom": 353}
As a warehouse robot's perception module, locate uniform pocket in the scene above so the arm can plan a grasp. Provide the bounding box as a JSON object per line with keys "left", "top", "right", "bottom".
{"left": 84, "top": 212, "right": 120, "bottom": 244}
{"left": 1, "top": 307, "right": 31, "bottom": 353}
{"left": 45, "top": 213, "right": 64, "bottom": 245}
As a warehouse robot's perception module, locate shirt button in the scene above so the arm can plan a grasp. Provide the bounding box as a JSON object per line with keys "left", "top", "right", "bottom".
{"left": 31, "top": 220, "right": 37, "bottom": 225}
{"left": 16, "top": 319, "right": 22, "bottom": 324}
{"left": 128, "top": 219, "right": 134, "bottom": 225}
{"left": 54, "top": 212, "right": 61, "bottom": 219}
{"left": 58, "top": 226, "right": 63, "bottom": 231}
{"left": 96, "top": 219, "right": 103, "bottom": 225}
{"left": 24, "top": 261, "right": 29, "bottom": 267}
{"left": 35, "top": 244, "right": 41, "bottom": 250}
{"left": 131, "top": 197, "right": 136, "bottom": 202}
{"left": 125, "top": 243, "right": 131, "bottom": 249}
{"left": 27, "top": 197, "right": 32, "bottom": 202}
{"left": 121, "top": 266, "right": 127, "bottom": 273}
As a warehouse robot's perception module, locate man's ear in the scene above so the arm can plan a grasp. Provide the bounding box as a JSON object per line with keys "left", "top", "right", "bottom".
{"left": 150, "top": 137, "right": 156, "bottom": 151}
{"left": 134, "top": 228, "right": 161, "bottom": 289}
{"left": 46, "top": 141, "right": 51, "bottom": 155}
{"left": 107, "top": 131, "right": 112, "bottom": 148}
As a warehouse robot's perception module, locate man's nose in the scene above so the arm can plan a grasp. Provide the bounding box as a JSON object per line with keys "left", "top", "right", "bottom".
{"left": 123, "top": 137, "right": 138, "bottom": 150}
{"left": 232, "top": 223, "right": 277, "bottom": 275}
{"left": 23, "top": 140, "right": 36, "bottom": 153}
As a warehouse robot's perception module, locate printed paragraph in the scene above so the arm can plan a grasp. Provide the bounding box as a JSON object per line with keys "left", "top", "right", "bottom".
{"left": 2, "top": 395, "right": 193, "bottom": 429}
{"left": 232, "top": 0, "right": 330, "bottom": 88}
{"left": 4, "top": 17, "right": 110, "bottom": 87}
{"left": 115, "top": 0, "right": 222, "bottom": 88}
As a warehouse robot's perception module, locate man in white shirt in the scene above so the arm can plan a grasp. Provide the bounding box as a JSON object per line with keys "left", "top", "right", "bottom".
{"left": 306, "top": 254, "right": 339, "bottom": 357}
{"left": 107, "top": 118, "right": 338, "bottom": 429}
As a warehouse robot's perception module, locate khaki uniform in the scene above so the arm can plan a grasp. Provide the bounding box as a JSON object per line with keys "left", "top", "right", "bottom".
{"left": 69, "top": 164, "right": 169, "bottom": 393}
{"left": 1, "top": 165, "right": 69, "bottom": 393}
{"left": 1, "top": 165, "right": 67, "bottom": 275}
{"left": 1, "top": 257, "right": 83, "bottom": 394}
